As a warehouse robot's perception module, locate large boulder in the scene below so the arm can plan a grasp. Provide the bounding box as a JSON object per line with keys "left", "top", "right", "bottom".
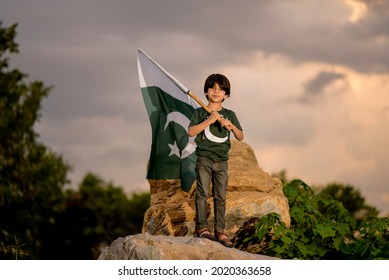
{"left": 98, "top": 233, "right": 277, "bottom": 260}
{"left": 142, "top": 140, "right": 290, "bottom": 238}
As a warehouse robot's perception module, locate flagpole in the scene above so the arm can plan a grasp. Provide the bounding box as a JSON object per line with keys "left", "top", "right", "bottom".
{"left": 138, "top": 48, "right": 230, "bottom": 131}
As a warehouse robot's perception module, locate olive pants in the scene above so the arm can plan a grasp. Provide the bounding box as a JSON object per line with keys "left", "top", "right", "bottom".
{"left": 195, "top": 156, "right": 228, "bottom": 232}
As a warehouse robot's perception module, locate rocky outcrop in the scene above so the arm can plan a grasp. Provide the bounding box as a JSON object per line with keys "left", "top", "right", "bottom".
{"left": 98, "top": 233, "right": 277, "bottom": 260}
{"left": 142, "top": 141, "right": 290, "bottom": 238}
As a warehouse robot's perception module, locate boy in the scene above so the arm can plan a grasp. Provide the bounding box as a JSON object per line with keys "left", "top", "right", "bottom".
{"left": 188, "top": 73, "right": 244, "bottom": 248}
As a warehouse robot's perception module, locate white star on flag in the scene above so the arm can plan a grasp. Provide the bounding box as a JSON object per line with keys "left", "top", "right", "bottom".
{"left": 168, "top": 141, "right": 181, "bottom": 158}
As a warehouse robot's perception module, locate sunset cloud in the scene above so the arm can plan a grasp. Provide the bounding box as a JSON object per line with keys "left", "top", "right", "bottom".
{"left": 220, "top": 51, "right": 389, "bottom": 213}
{"left": 2, "top": 0, "right": 388, "bottom": 214}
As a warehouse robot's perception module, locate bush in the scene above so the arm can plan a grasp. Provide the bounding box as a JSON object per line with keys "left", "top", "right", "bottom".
{"left": 238, "top": 179, "right": 389, "bottom": 259}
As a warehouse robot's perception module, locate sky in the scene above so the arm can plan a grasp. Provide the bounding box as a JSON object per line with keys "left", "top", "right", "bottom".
{"left": 1, "top": 0, "right": 389, "bottom": 215}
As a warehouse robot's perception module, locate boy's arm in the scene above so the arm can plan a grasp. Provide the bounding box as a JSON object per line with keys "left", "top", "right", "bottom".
{"left": 232, "top": 126, "right": 244, "bottom": 141}
{"left": 221, "top": 119, "right": 244, "bottom": 141}
{"left": 188, "top": 111, "right": 220, "bottom": 137}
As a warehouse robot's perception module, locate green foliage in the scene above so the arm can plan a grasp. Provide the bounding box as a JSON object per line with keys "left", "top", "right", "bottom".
{"left": 240, "top": 179, "right": 389, "bottom": 259}
{"left": 1, "top": 21, "right": 71, "bottom": 259}
{"left": 320, "top": 183, "right": 379, "bottom": 219}
{"left": 0, "top": 22, "right": 150, "bottom": 260}
{"left": 40, "top": 173, "right": 150, "bottom": 259}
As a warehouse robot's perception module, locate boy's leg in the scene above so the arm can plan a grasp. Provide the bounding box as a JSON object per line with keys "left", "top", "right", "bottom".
{"left": 212, "top": 160, "right": 228, "bottom": 232}
{"left": 195, "top": 156, "right": 212, "bottom": 230}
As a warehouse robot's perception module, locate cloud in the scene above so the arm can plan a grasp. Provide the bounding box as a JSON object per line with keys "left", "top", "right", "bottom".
{"left": 36, "top": 114, "right": 151, "bottom": 192}
{"left": 2, "top": 0, "right": 389, "bottom": 214}
{"left": 344, "top": 0, "right": 368, "bottom": 23}
{"left": 216, "top": 49, "right": 389, "bottom": 214}
{"left": 300, "top": 71, "right": 346, "bottom": 102}
{"left": 5, "top": 0, "right": 389, "bottom": 75}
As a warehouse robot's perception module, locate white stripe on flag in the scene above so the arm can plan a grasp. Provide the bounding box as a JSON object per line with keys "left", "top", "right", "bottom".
{"left": 137, "top": 48, "right": 199, "bottom": 109}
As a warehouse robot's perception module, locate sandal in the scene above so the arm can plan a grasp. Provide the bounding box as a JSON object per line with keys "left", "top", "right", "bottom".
{"left": 215, "top": 231, "right": 233, "bottom": 248}
{"left": 195, "top": 228, "right": 215, "bottom": 241}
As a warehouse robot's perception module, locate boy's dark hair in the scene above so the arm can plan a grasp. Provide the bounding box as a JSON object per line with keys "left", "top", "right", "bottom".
{"left": 203, "top": 74, "right": 231, "bottom": 100}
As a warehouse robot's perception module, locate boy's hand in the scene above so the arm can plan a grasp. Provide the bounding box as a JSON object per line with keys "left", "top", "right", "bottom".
{"left": 208, "top": 111, "right": 220, "bottom": 124}
{"left": 220, "top": 118, "right": 234, "bottom": 130}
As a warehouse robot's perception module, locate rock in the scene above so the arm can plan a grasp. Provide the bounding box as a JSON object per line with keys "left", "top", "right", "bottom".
{"left": 142, "top": 140, "right": 290, "bottom": 238}
{"left": 98, "top": 233, "right": 277, "bottom": 260}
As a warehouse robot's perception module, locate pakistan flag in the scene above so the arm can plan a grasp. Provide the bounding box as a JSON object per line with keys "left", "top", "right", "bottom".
{"left": 137, "top": 49, "right": 199, "bottom": 192}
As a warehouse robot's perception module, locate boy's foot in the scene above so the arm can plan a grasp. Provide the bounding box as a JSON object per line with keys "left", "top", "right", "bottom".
{"left": 195, "top": 228, "right": 215, "bottom": 241}
{"left": 215, "top": 231, "right": 233, "bottom": 248}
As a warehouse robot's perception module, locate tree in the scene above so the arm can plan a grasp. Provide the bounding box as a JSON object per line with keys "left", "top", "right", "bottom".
{"left": 0, "top": 22, "right": 151, "bottom": 260}
{"left": 320, "top": 183, "right": 379, "bottom": 220}
{"left": 272, "top": 170, "right": 380, "bottom": 218}
{"left": 44, "top": 173, "right": 150, "bottom": 259}
{"left": 0, "top": 22, "right": 71, "bottom": 259}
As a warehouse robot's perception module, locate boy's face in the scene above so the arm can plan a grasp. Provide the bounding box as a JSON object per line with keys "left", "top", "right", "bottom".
{"left": 206, "top": 83, "right": 228, "bottom": 102}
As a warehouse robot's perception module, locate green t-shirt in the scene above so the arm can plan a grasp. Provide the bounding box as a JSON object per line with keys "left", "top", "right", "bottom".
{"left": 189, "top": 107, "right": 243, "bottom": 161}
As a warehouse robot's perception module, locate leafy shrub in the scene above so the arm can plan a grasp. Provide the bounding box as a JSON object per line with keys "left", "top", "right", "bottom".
{"left": 239, "top": 179, "right": 389, "bottom": 259}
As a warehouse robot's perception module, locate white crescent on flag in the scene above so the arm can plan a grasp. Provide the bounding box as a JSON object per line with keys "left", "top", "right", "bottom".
{"left": 164, "top": 111, "right": 196, "bottom": 159}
